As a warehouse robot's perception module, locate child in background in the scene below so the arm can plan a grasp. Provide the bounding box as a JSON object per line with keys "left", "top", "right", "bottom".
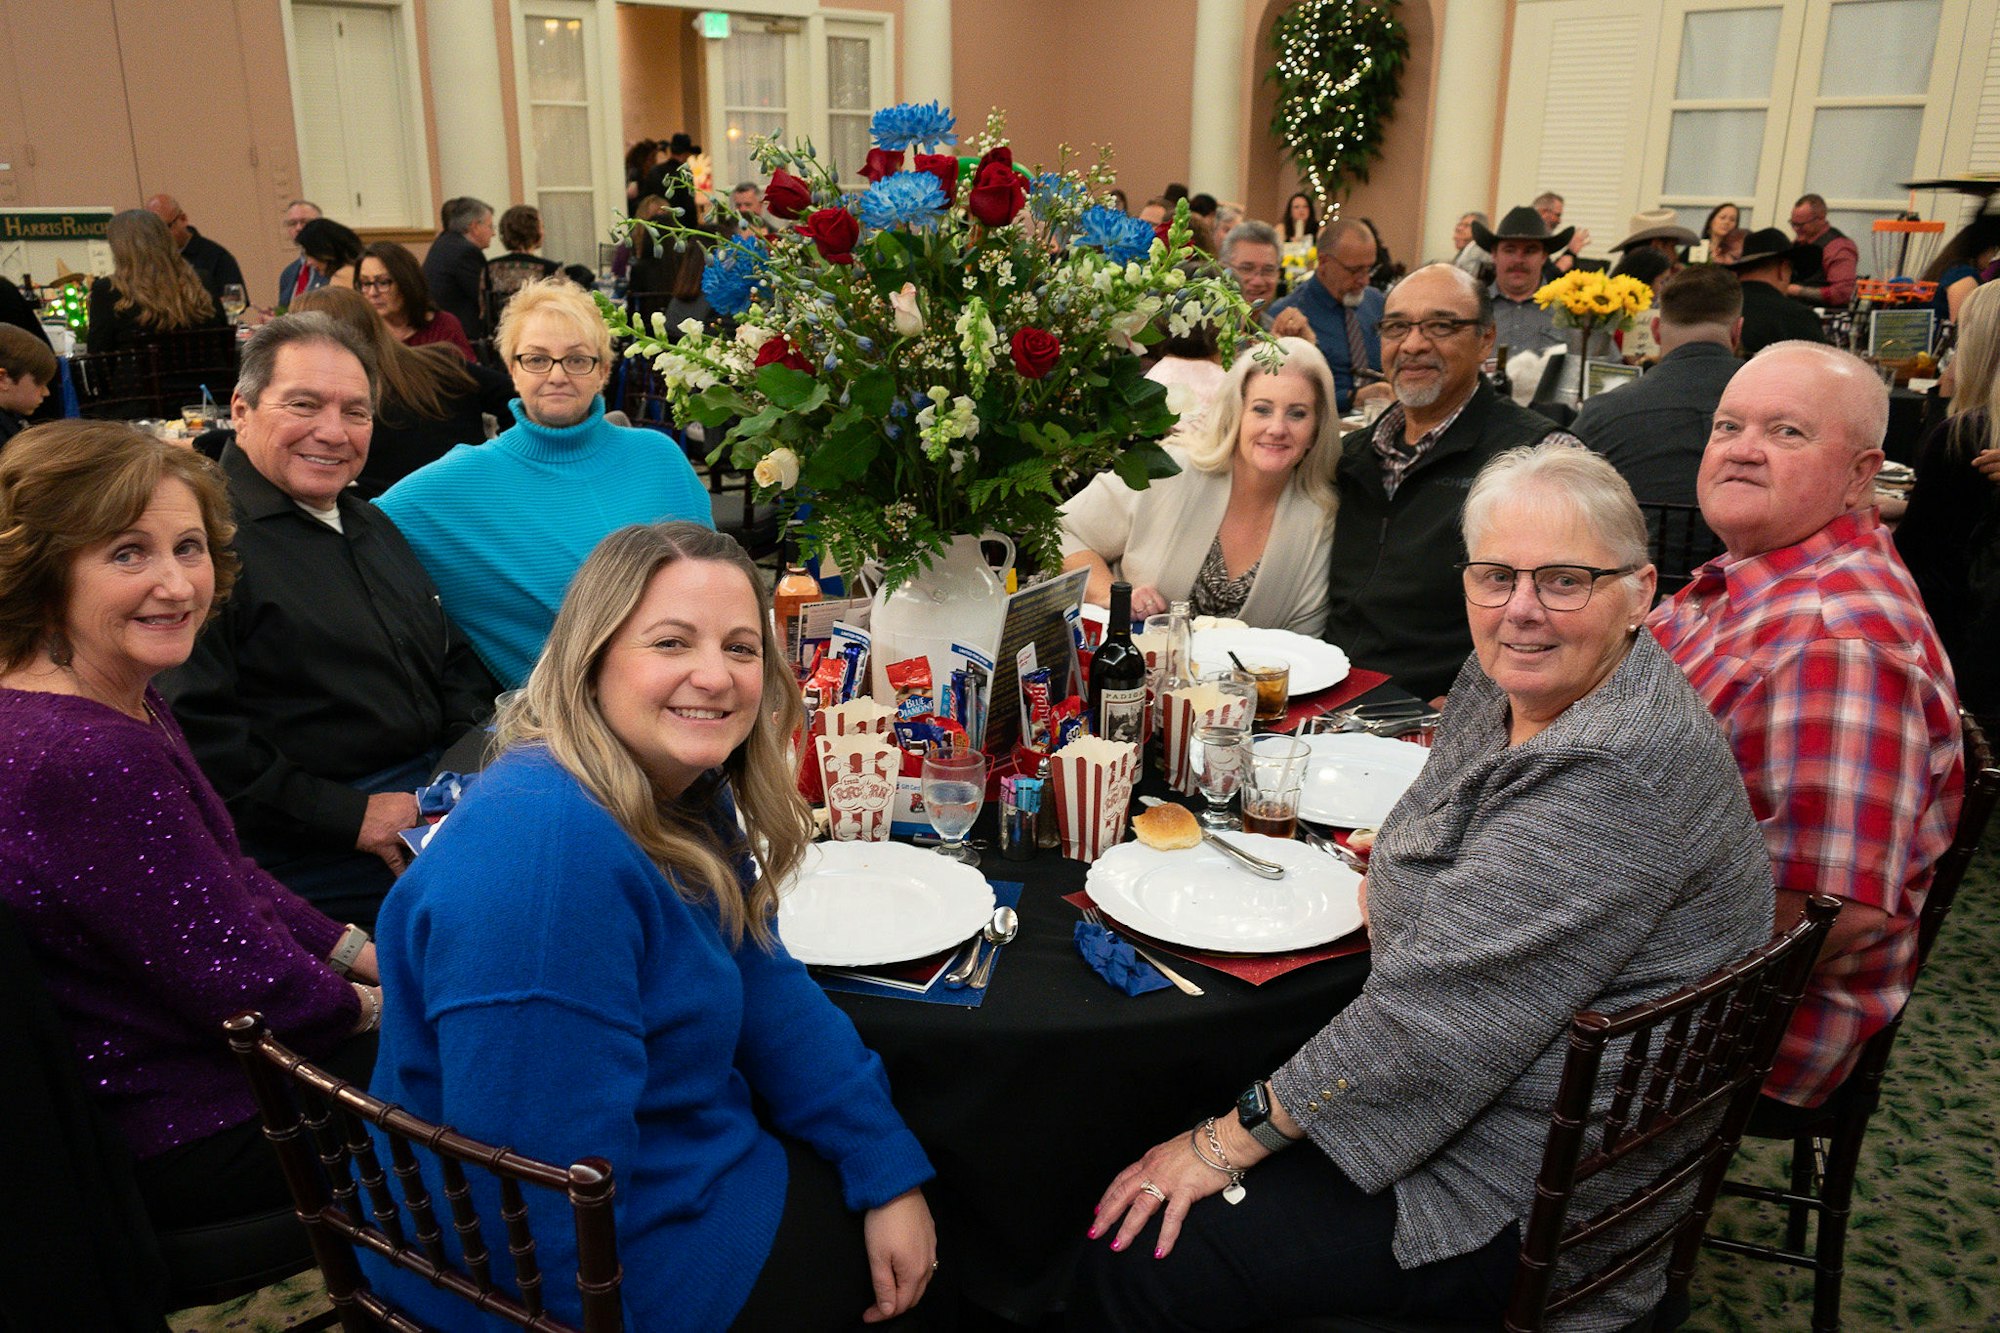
{"left": 0, "top": 325, "right": 56, "bottom": 450}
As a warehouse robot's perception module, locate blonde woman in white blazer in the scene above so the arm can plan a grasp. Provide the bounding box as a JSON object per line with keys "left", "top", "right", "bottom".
{"left": 1060, "top": 337, "right": 1339, "bottom": 636}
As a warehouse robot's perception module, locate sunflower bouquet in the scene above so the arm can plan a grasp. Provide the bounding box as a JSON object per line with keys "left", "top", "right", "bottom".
{"left": 604, "top": 102, "right": 1263, "bottom": 589}
{"left": 1532, "top": 269, "right": 1654, "bottom": 333}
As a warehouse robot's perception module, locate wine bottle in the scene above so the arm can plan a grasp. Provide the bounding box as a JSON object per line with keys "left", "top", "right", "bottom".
{"left": 1089, "top": 581, "right": 1148, "bottom": 744}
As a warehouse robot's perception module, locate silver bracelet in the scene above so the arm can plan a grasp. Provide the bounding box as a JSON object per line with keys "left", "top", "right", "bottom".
{"left": 1192, "top": 1117, "right": 1247, "bottom": 1205}
{"left": 329, "top": 924, "right": 371, "bottom": 977}
{"left": 351, "top": 983, "right": 381, "bottom": 1034}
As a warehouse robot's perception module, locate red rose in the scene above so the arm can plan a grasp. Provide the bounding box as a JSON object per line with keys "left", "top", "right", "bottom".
{"left": 977, "top": 146, "right": 1014, "bottom": 173}
{"left": 1009, "top": 327, "right": 1061, "bottom": 379}
{"left": 914, "top": 153, "right": 960, "bottom": 204}
{"left": 798, "top": 207, "right": 860, "bottom": 265}
{"left": 860, "top": 148, "right": 905, "bottom": 183}
{"left": 968, "top": 162, "right": 1027, "bottom": 226}
{"left": 764, "top": 170, "right": 813, "bottom": 221}
{"left": 754, "top": 336, "right": 814, "bottom": 375}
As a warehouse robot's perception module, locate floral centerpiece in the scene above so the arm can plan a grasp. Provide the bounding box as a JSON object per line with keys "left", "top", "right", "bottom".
{"left": 606, "top": 101, "right": 1262, "bottom": 589}
{"left": 1532, "top": 269, "right": 1653, "bottom": 399}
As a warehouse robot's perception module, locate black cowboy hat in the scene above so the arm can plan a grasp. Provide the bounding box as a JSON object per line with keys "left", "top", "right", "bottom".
{"left": 1724, "top": 227, "right": 1819, "bottom": 271}
{"left": 1470, "top": 205, "right": 1575, "bottom": 254}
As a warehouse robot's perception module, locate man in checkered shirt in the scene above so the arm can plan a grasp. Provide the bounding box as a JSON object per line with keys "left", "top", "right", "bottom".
{"left": 1649, "top": 341, "right": 1963, "bottom": 1116}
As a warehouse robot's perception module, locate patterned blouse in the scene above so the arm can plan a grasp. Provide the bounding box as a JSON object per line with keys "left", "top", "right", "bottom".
{"left": 1190, "top": 536, "right": 1258, "bottom": 620}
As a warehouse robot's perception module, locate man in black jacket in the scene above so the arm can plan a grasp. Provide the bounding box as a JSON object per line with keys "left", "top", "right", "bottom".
{"left": 145, "top": 193, "right": 245, "bottom": 304}
{"left": 160, "top": 314, "right": 495, "bottom": 926}
{"left": 1323, "top": 264, "right": 1576, "bottom": 700}
{"left": 1725, "top": 229, "right": 1828, "bottom": 358}
{"left": 422, "top": 196, "right": 495, "bottom": 340}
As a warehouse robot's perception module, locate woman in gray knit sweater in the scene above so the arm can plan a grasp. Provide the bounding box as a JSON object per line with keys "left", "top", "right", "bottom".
{"left": 1084, "top": 443, "right": 1774, "bottom": 1331}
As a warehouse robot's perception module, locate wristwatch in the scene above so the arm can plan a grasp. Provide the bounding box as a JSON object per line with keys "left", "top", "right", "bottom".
{"left": 1236, "top": 1079, "right": 1296, "bottom": 1153}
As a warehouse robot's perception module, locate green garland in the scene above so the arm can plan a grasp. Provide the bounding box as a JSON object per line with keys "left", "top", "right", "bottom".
{"left": 1267, "top": 0, "right": 1409, "bottom": 210}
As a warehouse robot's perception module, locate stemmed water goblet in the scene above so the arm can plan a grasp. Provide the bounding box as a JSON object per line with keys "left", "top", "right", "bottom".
{"left": 921, "top": 744, "right": 988, "bottom": 866}
{"left": 1189, "top": 725, "right": 1249, "bottom": 830}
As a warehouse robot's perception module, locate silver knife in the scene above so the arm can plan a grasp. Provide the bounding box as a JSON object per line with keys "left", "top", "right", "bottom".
{"left": 1138, "top": 797, "right": 1286, "bottom": 879}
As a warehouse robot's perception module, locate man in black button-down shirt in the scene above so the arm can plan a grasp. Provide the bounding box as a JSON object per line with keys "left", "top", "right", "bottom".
{"left": 161, "top": 314, "right": 495, "bottom": 925}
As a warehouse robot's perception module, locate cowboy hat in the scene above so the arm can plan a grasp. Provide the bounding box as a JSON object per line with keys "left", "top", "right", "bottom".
{"left": 1470, "top": 205, "right": 1575, "bottom": 254}
{"left": 1610, "top": 209, "right": 1698, "bottom": 252}
{"left": 1723, "top": 227, "right": 1819, "bottom": 271}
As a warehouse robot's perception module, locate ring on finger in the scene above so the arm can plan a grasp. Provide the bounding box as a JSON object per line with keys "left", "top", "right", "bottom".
{"left": 1139, "top": 1180, "right": 1166, "bottom": 1202}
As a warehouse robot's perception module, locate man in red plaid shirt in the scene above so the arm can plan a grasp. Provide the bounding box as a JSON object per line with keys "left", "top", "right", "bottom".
{"left": 1649, "top": 341, "right": 1963, "bottom": 1113}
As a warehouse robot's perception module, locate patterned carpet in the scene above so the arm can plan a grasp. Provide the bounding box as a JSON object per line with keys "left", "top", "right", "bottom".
{"left": 171, "top": 846, "right": 2000, "bottom": 1333}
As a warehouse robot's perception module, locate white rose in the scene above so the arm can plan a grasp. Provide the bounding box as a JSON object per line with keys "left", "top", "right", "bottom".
{"left": 752, "top": 446, "right": 801, "bottom": 490}
{"left": 890, "top": 283, "right": 925, "bottom": 337}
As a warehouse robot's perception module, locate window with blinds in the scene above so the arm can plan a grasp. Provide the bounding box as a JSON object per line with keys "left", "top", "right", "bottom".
{"left": 290, "top": 1, "right": 422, "bottom": 228}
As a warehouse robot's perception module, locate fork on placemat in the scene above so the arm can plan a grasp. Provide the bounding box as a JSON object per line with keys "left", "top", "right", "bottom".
{"left": 1082, "top": 906, "right": 1205, "bottom": 997}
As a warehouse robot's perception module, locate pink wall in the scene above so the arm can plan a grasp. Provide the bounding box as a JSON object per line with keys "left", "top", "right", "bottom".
{"left": 952, "top": 0, "right": 1197, "bottom": 205}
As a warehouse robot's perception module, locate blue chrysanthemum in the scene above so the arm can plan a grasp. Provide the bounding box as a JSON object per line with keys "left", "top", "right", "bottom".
{"left": 869, "top": 101, "right": 958, "bottom": 153}
{"left": 858, "top": 171, "right": 948, "bottom": 231}
{"left": 700, "top": 235, "right": 768, "bottom": 317}
{"left": 1074, "top": 206, "right": 1156, "bottom": 266}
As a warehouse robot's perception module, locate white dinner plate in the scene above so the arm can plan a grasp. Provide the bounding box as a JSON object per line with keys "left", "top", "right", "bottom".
{"left": 1190, "top": 627, "right": 1351, "bottom": 696}
{"left": 777, "top": 841, "right": 995, "bottom": 966}
{"left": 1086, "top": 835, "right": 1363, "bottom": 953}
{"left": 1297, "top": 731, "right": 1431, "bottom": 830}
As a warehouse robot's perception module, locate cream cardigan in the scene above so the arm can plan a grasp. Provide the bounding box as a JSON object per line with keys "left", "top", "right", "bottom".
{"left": 1057, "top": 445, "right": 1335, "bottom": 636}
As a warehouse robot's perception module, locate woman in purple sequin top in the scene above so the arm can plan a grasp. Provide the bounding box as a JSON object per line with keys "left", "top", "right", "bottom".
{"left": 0, "top": 421, "right": 378, "bottom": 1228}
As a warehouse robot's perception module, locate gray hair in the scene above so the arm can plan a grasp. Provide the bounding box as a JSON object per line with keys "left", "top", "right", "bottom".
{"left": 1387, "top": 262, "right": 1495, "bottom": 329}
{"left": 1220, "top": 220, "right": 1280, "bottom": 266}
{"left": 1750, "top": 341, "right": 1890, "bottom": 453}
{"left": 1182, "top": 336, "right": 1340, "bottom": 516}
{"left": 236, "top": 312, "right": 379, "bottom": 407}
{"left": 1459, "top": 211, "right": 1488, "bottom": 226}
{"left": 443, "top": 196, "right": 493, "bottom": 235}
{"left": 1316, "top": 217, "right": 1372, "bottom": 253}
{"left": 731, "top": 181, "right": 760, "bottom": 196}
{"left": 1532, "top": 192, "right": 1563, "bottom": 210}
{"left": 285, "top": 199, "right": 321, "bottom": 214}
{"left": 1461, "top": 442, "right": 1650, "bottom": 597}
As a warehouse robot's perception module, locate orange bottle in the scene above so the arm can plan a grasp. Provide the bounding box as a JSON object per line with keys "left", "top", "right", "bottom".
{"left": 774, "top": 562, "right": 822, "bottom": 674}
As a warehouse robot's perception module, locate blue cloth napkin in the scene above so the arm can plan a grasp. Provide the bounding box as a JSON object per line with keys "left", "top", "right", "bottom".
{"left": 1074, "top": 921, "right": 1172, "bottom": 995}
{"left": 416, "top": 771, "right": 475, "bottom": 818}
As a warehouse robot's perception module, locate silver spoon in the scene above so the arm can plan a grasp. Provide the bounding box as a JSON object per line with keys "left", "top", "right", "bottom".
{"left": 941, "top": 931, "right": 985, "bottom": 988}
{"left": 968, "top": 906, "right": 1019, "bottom": 990}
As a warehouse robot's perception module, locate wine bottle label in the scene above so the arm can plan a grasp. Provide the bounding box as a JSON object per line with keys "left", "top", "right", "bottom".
{"left": 1096, "top": 686, "right": 1147, "bottom": 745}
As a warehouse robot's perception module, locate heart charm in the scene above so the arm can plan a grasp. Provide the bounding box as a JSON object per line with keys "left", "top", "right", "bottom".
{"left": 1222, "top": 1182, "right": 1246, "bottom": 1205}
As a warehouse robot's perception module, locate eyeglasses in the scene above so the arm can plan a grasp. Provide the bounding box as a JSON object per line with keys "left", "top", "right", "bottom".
{"left": 355, "top": 277, "right": 397, "bottom": 293}
{"left": 1230, "top": 261, "right": 1280, "bottom": 281}
{"left": 1457, "top": 562, "right": 1636, "bottom": 611}
{"left": 514, "top": 353, "right": 603, "bottom": 376}
{"left": 1378, "top": 317, "right": 1482, "bottom": 344}
{"left": 1323, "top": 257, "right": 1373, "bottom": 278}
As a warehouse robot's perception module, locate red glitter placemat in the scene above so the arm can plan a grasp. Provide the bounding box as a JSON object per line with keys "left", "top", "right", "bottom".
{"left": 1062, "top": 890, "right": 1368, "bottom": 986}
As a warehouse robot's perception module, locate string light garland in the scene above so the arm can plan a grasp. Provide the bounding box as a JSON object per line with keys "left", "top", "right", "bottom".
{"left": 1267, "top": 0, "right": 1409, "bottom": 216}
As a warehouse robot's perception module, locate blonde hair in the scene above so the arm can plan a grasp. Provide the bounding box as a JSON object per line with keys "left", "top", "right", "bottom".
{"left": 496, "top": 522, "right": 810, "bottom": 949}
{"left": 105, "top": 209, "right": 216, "bottom": 331}
{"left": 495, "top": 277, "right": 614, "bottom": 368}
{"left": 1947, "top": 279, "right": 2000, "bottom": 461}
{"left": 1181, "top": 336, "right": 1339, "bottom": 514}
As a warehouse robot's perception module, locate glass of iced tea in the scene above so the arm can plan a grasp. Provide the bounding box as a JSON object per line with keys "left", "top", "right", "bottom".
{"left": 1242, "top": 734, "right": 1307, "bottom": 839}
{"left": 1241, "top": 660, "right": 1291, "bottom": 729}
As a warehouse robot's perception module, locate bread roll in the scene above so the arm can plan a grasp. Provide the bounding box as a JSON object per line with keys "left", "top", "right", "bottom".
{"left": 1131, "top": 801, "right": 1203, "bottom": 850}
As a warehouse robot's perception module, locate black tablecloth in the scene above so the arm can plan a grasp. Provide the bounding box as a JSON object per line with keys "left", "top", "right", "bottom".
{"left": 827, "top": 819, "right": 1371, "bottom": 1324}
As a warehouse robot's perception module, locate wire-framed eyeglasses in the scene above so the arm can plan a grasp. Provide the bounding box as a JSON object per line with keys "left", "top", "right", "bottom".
{"left": 1457, "top": 561, "right": 1636, "bottom": 611}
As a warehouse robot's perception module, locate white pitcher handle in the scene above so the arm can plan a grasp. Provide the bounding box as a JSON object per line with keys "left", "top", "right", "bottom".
{"left": 980, "top": 531, "right": 1016, "bottom": 573}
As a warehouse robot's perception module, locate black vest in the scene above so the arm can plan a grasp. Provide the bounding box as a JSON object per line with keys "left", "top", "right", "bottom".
{"left": 1323, "top": 383, "right": 1563, "bottom": 700}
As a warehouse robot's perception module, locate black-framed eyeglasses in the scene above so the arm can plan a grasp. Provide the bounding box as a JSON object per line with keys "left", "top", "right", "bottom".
{"left": 1456, "top": 562, "right": 1636, "bottom": 611}
{"left": 1378, "top": 317, "right": 1483, "bottom": 344}
{"left": 513, "top": 353, "right": 603, "bottom": 376}
{"left": 355, "top": 277, "right": 397, "bottom": 293}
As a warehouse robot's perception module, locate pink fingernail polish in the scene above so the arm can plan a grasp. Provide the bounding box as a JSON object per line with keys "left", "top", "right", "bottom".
{"left": 1111, "top": 1238, "right": 1125, "bottom": 1252}
{"left": 1087, "top": 1225, "right": 1099, "bottom": 1239}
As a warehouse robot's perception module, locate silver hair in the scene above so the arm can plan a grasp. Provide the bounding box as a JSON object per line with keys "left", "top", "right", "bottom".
{"left": 443, "top": 196, "right": 492, "bottom": 235}
{"left": 236, "top": 312, "right": 379, "bottom": 407}
{"left": 1220, "top": 220, "right": 1280, "bottom": 265}
{"left": 1461, "top": 441, "right": 1651, "bottom": 599}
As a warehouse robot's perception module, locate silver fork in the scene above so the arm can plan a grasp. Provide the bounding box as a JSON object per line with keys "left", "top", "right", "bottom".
{"left": 1082, "top": 906, "right": 1205, "bottom": 996}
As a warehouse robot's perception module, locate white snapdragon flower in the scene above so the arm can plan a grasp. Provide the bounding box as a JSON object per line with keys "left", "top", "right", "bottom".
{"left": 752, "top": 446, "right": 801, "bottom": 490}
{"left": 735, "top": 323, "right": 772, "bottom": 349}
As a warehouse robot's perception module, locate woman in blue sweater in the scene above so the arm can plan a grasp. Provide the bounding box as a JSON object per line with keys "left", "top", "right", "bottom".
{"left": 367, "top": 521, "right": 937, "bottom": 1330}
